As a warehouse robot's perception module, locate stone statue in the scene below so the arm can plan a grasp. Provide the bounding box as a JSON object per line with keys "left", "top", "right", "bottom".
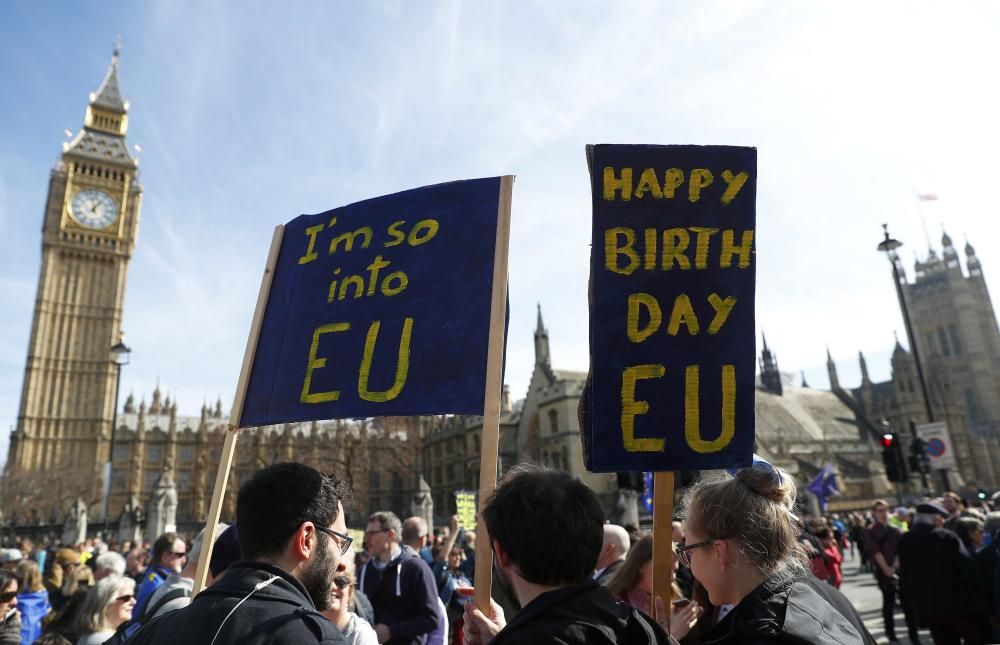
{"left": 118, "top": 495, "right": 143, "bottom": 544}
{"left": 615, "top": 489, "right": 639, "bottom": 529}
{"left": 145, "top": 465, "right": 178, "bottom": 543}
{"left": 62, "top": 498, "right": 87, "bottom": 546}
{"left": 411, "top": 475, "right": 433, "bottom": 534}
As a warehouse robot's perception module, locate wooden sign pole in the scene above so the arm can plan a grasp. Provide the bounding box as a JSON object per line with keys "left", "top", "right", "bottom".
{"left": 473, "top": 175, "right": 513, "bottom": 613}
{"left": 192, "top": 224, "right": 285, "bottom": 595}
{"left": 651, "top": 471, "right": 675, "bottom": 632}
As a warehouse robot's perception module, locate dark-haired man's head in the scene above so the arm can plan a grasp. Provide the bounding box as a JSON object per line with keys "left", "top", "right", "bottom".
{"left": 152, "top": 532, "right": 186, "bottom": 573}
{"left": 484, "top": 464, "right": 604, "bottom": 599}
{"left": 366, "top": 512, "right": 401, "bottom": 563}
{"left": 236, "top": 462, "right": 353, "bottom": 610}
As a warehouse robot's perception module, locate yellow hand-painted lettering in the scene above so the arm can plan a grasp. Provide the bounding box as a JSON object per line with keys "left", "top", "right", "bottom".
{"left": 298, "top": 223, "right": 325, "bottom": 265}
{"left": 358, "top": 318, "right": 413, "bottom": 402}
{"left": 621, "top": 364, "right": 666, "bottom": 452}
{"left": 605, "top": 227, "right": 639, "bottom": 275}
{"left": 602, "top": 226, "right": 754, "bottom": 273}
{"left": 300, "top": 323, "right": 351, "bottom": 403}
{"left": 599, "top": 167, "right": 749, "bottom": 204}
{"left": 684, "top": 365, "right": 736, "bottom": 453}
{"left": 627, "top": 293, "right": 661, "bottom": 343}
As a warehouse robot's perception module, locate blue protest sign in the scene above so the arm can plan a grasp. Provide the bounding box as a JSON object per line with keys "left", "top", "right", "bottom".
{"left": 240, "top": 177, "right": 504, "bottom": 426}
{"left": 584, "top": 145, "right": 756, "bottom": 472}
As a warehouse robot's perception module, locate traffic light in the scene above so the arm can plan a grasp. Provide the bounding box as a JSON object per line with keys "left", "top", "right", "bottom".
{"left": 880, "top": 432, "right": 908, "bottom": 482}
{"left": 908, "top": 436, "right": 928, "bottom": 474}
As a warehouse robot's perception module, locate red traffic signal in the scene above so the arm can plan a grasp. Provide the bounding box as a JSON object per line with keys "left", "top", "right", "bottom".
{"left": 880, "top": 433, "right": 894, "bottom": 448}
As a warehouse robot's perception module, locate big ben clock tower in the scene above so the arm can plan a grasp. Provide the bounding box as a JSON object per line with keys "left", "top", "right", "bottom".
{"left": 6, "top": 44, "right": 142, "bottom": 515}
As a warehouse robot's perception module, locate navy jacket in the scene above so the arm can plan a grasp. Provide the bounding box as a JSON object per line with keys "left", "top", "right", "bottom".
{"left": 358, "top": 545, "right": 440, "bottom": 645}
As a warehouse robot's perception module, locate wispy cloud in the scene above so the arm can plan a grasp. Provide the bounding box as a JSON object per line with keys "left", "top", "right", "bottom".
{"left": 2, "top": 1, "right": 1000, "bottom": 445}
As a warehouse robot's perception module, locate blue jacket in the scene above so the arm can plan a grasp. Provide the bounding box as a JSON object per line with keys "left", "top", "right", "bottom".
{"left": 358, "top": 545, "right": 440, "bottom": 645}
{"left": 17, "top": 590, "right": 49, "bottom": 645}
{"left": 132, "top": 566, "right": 172, "bottom": 619}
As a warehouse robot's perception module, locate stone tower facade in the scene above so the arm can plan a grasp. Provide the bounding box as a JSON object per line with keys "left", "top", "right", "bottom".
{"left": 6, "top": 45, "right": 142, "bottom": 512}
{"left": 852, "top": 231, "right": 1000, "bottom": 489}
{"left": 902, "top": 232, "right": 1000, "bottom": 486}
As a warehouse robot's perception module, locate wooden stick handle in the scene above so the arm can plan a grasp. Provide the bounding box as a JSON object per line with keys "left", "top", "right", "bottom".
{"left": 652, "top": 471, "right": 675, "bottom": 632}
{"left": 473, "top": 176, "right": 513, "bottom": 613}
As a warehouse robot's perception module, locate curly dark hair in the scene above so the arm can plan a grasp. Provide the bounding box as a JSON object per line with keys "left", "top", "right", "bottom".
{"left": 237, "top": 462, "right": 353, "bottom": 559}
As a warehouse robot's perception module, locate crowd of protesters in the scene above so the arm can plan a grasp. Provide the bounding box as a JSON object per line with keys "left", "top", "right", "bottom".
{"left": 0, "top": 462, "right": 997, "bottom": 644}
{"left": 820, "top": 491, "right": 1000, "bottom": 645}
{"left": 0, "top": 518, "right": 243, "bottom": 644}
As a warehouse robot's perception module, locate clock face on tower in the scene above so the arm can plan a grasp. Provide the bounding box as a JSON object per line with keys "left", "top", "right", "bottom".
{"left": 70, "top": 189, "right": 118, "bottom": 230}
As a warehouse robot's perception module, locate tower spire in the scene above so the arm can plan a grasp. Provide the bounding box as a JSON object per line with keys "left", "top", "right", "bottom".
{"left": 90, "top": 41, "right": 127, "bottom": 114}
{"left": 534, "top": 303, "right": 550, "bottom": 366}
{"left": 827, "top": 345, "right": 840, "bottom": 390}
{"left": 859, "top": 351, "right": 871, "bottom": 385}
{"left": 758, "top": 331, "right": 782, "bottom": 395}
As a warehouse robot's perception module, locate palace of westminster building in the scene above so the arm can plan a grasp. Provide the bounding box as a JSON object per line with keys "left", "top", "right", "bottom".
{"left": 4, "top": 47, "right": 999, "bottom": 532}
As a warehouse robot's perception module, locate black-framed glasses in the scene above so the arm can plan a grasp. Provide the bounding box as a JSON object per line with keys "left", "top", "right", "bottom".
{"left": 0, "top": 591, "right": 16, "bottom": 603}
{"left": 364, "top": 528, "right": 390, "bottom": 538}
{"left": 317, "top": 526, "right": 354, "bottom": 556}
{"left": 675, "top": 539, "right": 714, "bottom": 568}
{"left": 116, "top": 594, "right": 135, "bottom": 603}
{"left": 333, "top": 575, "right": 352, "bottom": 589}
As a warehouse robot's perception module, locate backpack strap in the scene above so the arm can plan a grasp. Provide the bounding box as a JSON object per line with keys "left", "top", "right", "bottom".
{"left": 142, "top": 586, "right": 191, "bottom": 621}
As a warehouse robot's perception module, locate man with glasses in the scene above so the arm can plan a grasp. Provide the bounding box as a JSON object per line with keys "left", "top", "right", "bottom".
{"left": 358, "top": 511, "right": 440, "bottom": 644}
{"left": 131, "top": 532, "right": 187, "bottom": 619}
{"left": 124, "top": 462, "right": 353, "bottom": 644}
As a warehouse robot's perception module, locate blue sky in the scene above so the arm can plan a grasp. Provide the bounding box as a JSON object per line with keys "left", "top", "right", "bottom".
{"left": 3, "top": 2, "right": 1000, "bottom": 465}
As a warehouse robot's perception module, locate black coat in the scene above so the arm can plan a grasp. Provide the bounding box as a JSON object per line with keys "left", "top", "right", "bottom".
{"left": 974, "top": 538, "right": 999, "bottom": 618}
{"left": 800, "top": 575, "right": 876, "bottom": 644}
{"left": 898, "top": 523, "right": 986, "bottom": 620}
{"left": 700, "top": 575, "right": 863, "bottom": 645}
{"left": 124, "top": 562, "right": 345, "bottom": 645}
{"left": 490, "top": 579, "right": 668, "bottom": 644}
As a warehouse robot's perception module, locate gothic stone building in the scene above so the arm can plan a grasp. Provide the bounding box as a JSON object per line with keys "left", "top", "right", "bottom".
{"left": 832, "top": 231, "right": 1000, "bottom": 491}
{"left": 102, "top": 391, "right": 424, "bottom": 531}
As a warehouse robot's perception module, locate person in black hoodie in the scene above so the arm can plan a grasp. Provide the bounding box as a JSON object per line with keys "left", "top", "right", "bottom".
{"left": 124, "top": 462, "right": 353, "bottom": 645}
{"left": 462, "top": 464, "right": 668, "bottom": 645}
{"left": 677, "top": 459, "right": 863, "bottom": 645}
{"left": 358, "top": 511, "right": 440, "bottom": 644}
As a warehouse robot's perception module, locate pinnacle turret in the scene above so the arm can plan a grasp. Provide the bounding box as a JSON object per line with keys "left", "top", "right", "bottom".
{"left": 534, "top": 303, "right": 551, "bottom": 366}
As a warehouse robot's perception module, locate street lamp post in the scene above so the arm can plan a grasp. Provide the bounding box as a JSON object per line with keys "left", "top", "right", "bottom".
{"left": 877, "top": 224, "right": 934, "bottom": 494}
{"left": 103, "top": 340, "right": 131, "bottom": 537}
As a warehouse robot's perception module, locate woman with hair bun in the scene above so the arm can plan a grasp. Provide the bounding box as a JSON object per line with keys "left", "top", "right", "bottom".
{"left": 677, "top": 459, "right": 864, "bottom": 644}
